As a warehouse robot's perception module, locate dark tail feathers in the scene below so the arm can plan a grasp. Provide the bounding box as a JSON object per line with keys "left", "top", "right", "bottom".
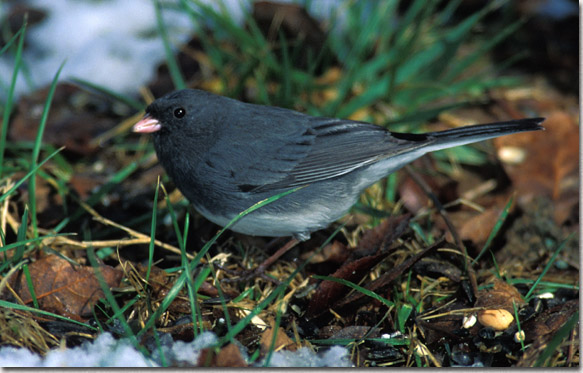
{"left": 430, "top": 117, "right": 545, "bottom": 141}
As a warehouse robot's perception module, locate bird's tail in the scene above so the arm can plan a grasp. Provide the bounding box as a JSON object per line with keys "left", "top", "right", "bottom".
{"left": 425, "top": 117, "right": 545, "bottom": 151}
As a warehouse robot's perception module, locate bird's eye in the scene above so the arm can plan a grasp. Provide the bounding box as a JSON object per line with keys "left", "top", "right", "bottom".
{"left": 174, "top": 107, "right": 186, "bottom": 118}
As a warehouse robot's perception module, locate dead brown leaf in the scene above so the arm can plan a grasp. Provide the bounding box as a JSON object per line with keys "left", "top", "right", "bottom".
{"left": 522, "top": 299, "right": 579, "bottom": 343}
{"left": 197, "top": 343, "right": 248, "bottom": 367}
{"left": 300, "top": 240, "right": 348, "bottom": 264}
{"left": 69, "top": 173, "right": 105, "bottom": 199}
{"left": 306, "top": 253, "right": 388, "bottom": 318}
{"left": 354, "top": 214, "right": 411, "bottom": 257}
{"left": 306, "top": 215, "right": 410, "bottom": 317}
{"left": 494, "top": 111, "right": 579, "bottom": 203}
{"left": 260, "top": 320, "right": 298, "bottom": 355}
{"left": 458, "top": 206, "right": 505, "bottom": 247}
{"left": 517, "top": 299, "right": 579, "bottom": 367}
{"left": 9, "top": 255, "right": 122, "bottom": 321}
{"left": 399, "top": 174, "right": 431, "bottom": 214}
{"left": 10, "top": 83, "right": 119, "bottom": 155}
{"left": 333, "top": 239, "right": 442, "bottom": 312}
{"left": 475, "top": 278, "right": 525, "bottom": 312}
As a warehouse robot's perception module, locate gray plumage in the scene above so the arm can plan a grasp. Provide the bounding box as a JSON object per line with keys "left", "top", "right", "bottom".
{"left": 133, "top": 89, "right": 544, "bottom": 240}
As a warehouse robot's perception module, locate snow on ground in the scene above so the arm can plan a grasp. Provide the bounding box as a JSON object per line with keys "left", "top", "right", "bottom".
{"left": 0, "top": 0, "right": 242, "bottom": 99}
{"left": 0, "top": 0, "right": 346, "bottom": 100}
{"left": 0, "top": 331, "right": 353, "bottom": 367}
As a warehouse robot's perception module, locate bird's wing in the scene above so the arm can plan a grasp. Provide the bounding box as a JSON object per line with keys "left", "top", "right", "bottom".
{"left": 207, "top": 106, "right": 431, "bottom": 193}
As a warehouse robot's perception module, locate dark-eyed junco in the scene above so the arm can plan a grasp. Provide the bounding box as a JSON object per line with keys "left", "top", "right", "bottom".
{"left": 133, "top": 89, "right": 544, "bottom": 241}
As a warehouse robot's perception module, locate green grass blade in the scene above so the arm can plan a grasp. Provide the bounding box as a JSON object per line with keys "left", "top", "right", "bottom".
{"left": 0, "top": 234, "right": 69, "bottom": 255}
{"left": 137, "top": 186, "right": 305, "bottom": 338}
{"left": 534, "top": 310, "right": 578, "bottom": 367}
{"left": 0, "top": 27, "right": 25, "bottom": 56}
{"left": 154, "top": 0, "right": 186, "bottom": 90}
{"left": 162, "top": 185, "right": 185, "bottom": 252}
{"left": 192, "top": 266, "right": 212, "bottom": 336}
{"left": 277, "top": 30, "right": 292, "bottom": 108}
{"left": 13, "top": 205, "right": 29, "bottom": 264}
{"left": 337, "top": 75, "right": 390, "bottom": 118}
{"left": 56, "top": 161, "right": 139, "bottom": 232}
{"left": 69, "top": 77, "right": 144, "bottom": 111}
{"left": 311, "top": 275, "right": 395, "bottom": 309}
{"left": 524, "top": 233, "right": 575, "bottom": 301}
{"left": 472, "top": 195, "right": 514, "bottom": 265}
{"left": 146, "top": 178, "right": 161, "bottom": 283}
{"left": 384, "top": 102, "right": 467, "bottom": 128}
{"left": 507, "top": 279, "right": 578, "bottom": 292}
{"left": 28, "top": 60, "right": 66, "bottom": 239}
{"left": 397, "top": 303, "right": 413, "bottom": 333}
{"left": 0, "top": 20, "right": 27, "bottom": 178}
{"left": 444, "top": 18, "right": 525, "bottom": 83}
{"left": 86, "top": 246, "right": 143, "bottom": 350}
{"left": 263, "top": 292, "right": 285, "bottom": 367}
{"left": 23, "top": 264, "right": 39, "bottom": 309}
{"left": 0, "top": 147, "right": 64, "bottom": 205}
{"left": 512, "top": 300, "right": 525, "bottom": 351}
{"left": 0, "top": 299, "right": 98, "bottom": 330}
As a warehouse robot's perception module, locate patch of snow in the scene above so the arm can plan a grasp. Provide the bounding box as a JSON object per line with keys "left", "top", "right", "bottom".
{"left": 1, "top": 0, "right": 191, "bottom": 98}
{"left": 0, "top": 331, "right": 351, "bottom": 367}
{"left": 263, "top": 345, "right": 353, "bottom": 368}
{"left": 0, "top": 0, "right": 359, "bottom": 100}
{"left": 0, "top": 333, "right": 153, "bottom": 367}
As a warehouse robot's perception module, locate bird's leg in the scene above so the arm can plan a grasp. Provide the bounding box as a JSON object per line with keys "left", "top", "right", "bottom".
{"left": 220, "top": 238, "right": 300, "bottom": 284}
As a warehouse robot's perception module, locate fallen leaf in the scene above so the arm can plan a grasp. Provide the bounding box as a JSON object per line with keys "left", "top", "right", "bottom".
{"left": 69, "top": 174, "right": 104, "bottom": 199}
{"left": 300, "top": 240, "right": 348, "bottom": 264}
{"left": 10, "top": 83, "right": 120, "bottom": 155}
{"left": 475, "top": 279, "right": 525, "bottom": 311}
{"left": 398, "top": 174, "right": 431, "bottom": 214}
{"left": 494, "top": 111, "right": 579, "bottom": 202}
{"left": 8, "top": 255, "right": 122, "bottom": 321}
{"left": 521, "top": 299, "right": 578, "bottom": 343}
{"left": 517, "top": 299, "right": 578, "bottom": 367}
{"left": 333, "top": 240, "right": 442, "bottom": 313}
{"left": 306, "top": 253, "right": 388, "bottom": 318}
{"left": 306, "top": 215, "right": 410, "bottom": 317}
{"left": 457, "top": 206, "right": 505, "bottom": 247}
{"left": 260, "top": 320, "right": 298, "bottom": 355}
{"left": 354, "top": 214, "right": 411, "bottom": 258}
{"left": 198, "top": 343, "right": 248, "bottom": 367}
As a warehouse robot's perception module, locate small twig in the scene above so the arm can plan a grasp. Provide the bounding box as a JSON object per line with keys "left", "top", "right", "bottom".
{"left": 39, "top": 199, "right": 192, "bottom": 260}
{"left": 90, "top": 112, "right": 144, "bottom": 147}
{"left": 0, "top": 261, "right": 27, "bottom": 298}
{"left": 417, "top": 307, "right": 483, "bottom": 321}
{"left": 0, "top": 185, "right": 7, "bottom": 241}
{"left": 405, "top": 165, "right": 479, "bottom": 296}
{"left": 41, "top": 233, "right": 178, "bottom": 253}
{"left": 82, "top": 200, "right": 194, "bottom": 260}
{"left": 0, "top": 180, "right": 16, "bottom": 244}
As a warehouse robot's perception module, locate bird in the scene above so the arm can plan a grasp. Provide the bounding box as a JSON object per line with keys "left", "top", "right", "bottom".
{"left": 133, "top": 89, "right": 544, "bottom": 242}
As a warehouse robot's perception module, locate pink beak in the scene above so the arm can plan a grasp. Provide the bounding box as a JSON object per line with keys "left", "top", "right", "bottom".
{"left": 133, "top": 115, "right": 161, "bottom": 133}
